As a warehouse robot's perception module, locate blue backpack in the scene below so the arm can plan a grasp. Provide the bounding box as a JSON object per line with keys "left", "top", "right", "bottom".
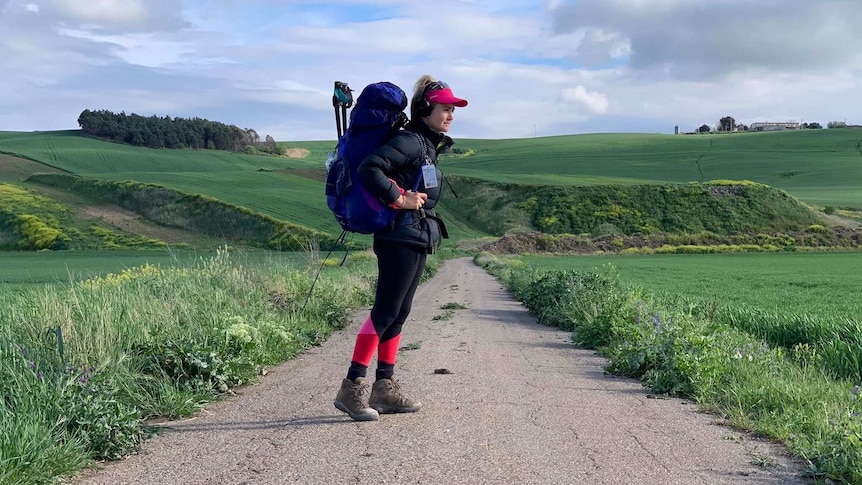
{"left": 325, "top": 81, "right": 420, "bottom": 234}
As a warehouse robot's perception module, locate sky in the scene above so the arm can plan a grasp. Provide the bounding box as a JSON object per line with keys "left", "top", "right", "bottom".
{"left": 1, "top": 0, "right": 861, "bottom": 141}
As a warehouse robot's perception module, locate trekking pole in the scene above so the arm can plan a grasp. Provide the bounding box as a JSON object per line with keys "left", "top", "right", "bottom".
{"left": 333, "top": 106, "right": 342, "bottom": 139}
{"left": 301, "top": 229, "right": 348, "bottom": 312}
{"left": 341, "top": 103, "right": 348, "bottom": 136}
{"left": 307, "top": 82, "right": 355, "bottom": 312}
{"left": 332, "top": 81, "right": 353, "bottom": 139}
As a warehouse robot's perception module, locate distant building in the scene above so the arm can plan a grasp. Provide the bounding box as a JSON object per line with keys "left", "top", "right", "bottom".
{"left": 750, "top": 122, "right": 800, "bottom": 132}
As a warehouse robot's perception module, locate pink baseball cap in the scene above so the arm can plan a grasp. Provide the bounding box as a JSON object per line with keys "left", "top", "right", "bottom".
{"left": 426, "top": 83, "right": 468, "bottom": 107}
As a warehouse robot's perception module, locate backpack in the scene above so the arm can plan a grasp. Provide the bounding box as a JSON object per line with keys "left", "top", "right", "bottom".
{"left": 325, "top": 81, "right": 420, "bottom": 235}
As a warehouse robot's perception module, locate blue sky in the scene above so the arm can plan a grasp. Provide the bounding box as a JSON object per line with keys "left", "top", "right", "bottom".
{"left": 1, "top": 0, "right": 861, "bottom": 141}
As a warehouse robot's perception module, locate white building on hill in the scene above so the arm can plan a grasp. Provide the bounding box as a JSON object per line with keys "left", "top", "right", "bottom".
{"left": 750, "top": 122, "right": 800, "bottom": 132}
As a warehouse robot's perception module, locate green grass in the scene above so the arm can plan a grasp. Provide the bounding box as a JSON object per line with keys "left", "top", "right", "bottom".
{"left": 0, "top": 154, "right": 65, "bottom": 183}
{"left": 446, "top": 129, "right": 862, "bottom": 208}
{"left": 0, "top": 131, "right": 488, "bottom": 241}
{"left": 0, "top": 249, "right": 213, "bottom": 286}
{"left": 0, "top": 131, "right": 317, "bottom": 174}
{"left": 0, "top": 249, "right": 374, "bottom": 483}
{"left": 3, "top": 129, "right": 861, "bottom": 245}
{"left": 519, "top": 252, "right": 862, "bottom": 316}
{"left": 92, "top": 171, "right": 347, "bottom": 234}
{"left": 0, "top": 249, "right": 309, "bottom": 286}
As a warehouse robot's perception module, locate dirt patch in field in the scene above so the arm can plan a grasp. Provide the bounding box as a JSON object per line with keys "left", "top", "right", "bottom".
{"left": 822, "top": 212, "right": 862, "bottom": 229}
{"left": 0, "top": 154, "right": 64, "bottom": 180}
{"left": 78, "top": 205, "right": 200, "bottom": 244}
{"left": 286, "top": 167, "right": 326, "bottom": 181}
{"left": 285, "top": 148, "right": 310, "bottom": 158}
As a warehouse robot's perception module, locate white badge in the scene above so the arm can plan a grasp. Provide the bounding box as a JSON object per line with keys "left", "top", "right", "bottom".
{"left": 422, "top": 164, "right": 438, "bottom": 188}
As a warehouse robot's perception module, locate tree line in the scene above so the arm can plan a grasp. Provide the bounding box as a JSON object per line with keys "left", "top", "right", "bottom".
{"left": 77, "top": 109, "right": 284, "bottom": 155}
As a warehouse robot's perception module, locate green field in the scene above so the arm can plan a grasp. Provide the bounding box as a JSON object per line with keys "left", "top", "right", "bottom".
{"left": 446, "top": 129, "right": 862, "bottom": 208}
{"left": 3, "top": 129, "right": 861, "bottom": 244}
{"left": 520, "top": 251, "right": 862, "bottom": 317}
{"left": 0, "top": 131, "right": 488, "bottom": 241}
{"left": 0, "top": 249, "right": 311, "bottom": 288}
{"left": 0, "top": 131, "right": 318, "bottom": 174}
{"left": 0, "top": 249, "right": 211, "bottom": 286}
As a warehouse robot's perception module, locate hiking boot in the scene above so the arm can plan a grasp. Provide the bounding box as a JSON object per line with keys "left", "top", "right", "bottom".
{"left": 369, "top": 377, "right": 422, "bottom": 414}
{"left": 334, "top": 377, "right": 379, "bottom": 421}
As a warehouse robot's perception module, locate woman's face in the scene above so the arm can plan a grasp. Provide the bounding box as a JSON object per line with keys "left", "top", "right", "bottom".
{"left": 425, "top": 104, "right": 456, "bottom": 133}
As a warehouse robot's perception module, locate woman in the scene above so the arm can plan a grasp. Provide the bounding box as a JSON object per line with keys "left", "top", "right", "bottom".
{"left": 334, "top": 75, "right": 468, "bottom": 421}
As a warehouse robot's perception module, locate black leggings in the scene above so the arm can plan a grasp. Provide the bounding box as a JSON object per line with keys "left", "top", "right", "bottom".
{"left": 370, "top": 239, "right": 427, "bottom": 341}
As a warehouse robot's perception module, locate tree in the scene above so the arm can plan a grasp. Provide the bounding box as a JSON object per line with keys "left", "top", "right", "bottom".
{"left": 263, "top": 135, "right": 277, "bottom": 154}
{"left": 77, "top": 109, "right": 253, "bottom": 152}
{"left": 698, "top": 124, "right": 711, "bottom": 134}
{"left": 827, "top": 121, "right": 847, "bottom": 129}
{"left": 244, "top": 128, "right": 260, "bottom": 147}
{"left": 718, "top": 116, "right": 736, "bottom": 132}
{"left": 808, "top": 122, "right": 822, "bottom": 129}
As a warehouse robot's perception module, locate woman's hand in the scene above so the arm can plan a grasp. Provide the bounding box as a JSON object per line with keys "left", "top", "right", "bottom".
{"left": 395, "top": 191, "right": 428, "bottom": 210}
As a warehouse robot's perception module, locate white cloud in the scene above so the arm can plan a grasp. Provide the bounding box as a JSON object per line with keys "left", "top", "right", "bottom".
{"left": 549, "top": 0, "right": 862, "bottom": 79}
{"left": 52, "top": 0, "right": 148, "bottom": 24}
{"left": 562, "top": 85, "right": 609, "bottom": 115}
{"left": 56, "top": 28, "right": 196, "bottom": 68}
{"left": 0, "top": 1, "right": 861, "bottom": 140}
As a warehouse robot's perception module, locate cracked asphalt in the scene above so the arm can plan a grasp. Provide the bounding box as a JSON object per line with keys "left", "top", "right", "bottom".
{"left": 74, "top": 258, "right": 809, "bottom": 484}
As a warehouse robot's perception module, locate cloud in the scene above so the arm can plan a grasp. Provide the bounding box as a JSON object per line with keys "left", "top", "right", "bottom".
{"left": 49, "top": 0, "right": 188, "bottom": 32}
{"left": 550, "top": 0, "right": 862, "bottom": 79}
{"left": 562, "top": 85, "right": 609, "bottom": 115}
{"left": 1, "top": 1, "right": 861, "bottom": 140}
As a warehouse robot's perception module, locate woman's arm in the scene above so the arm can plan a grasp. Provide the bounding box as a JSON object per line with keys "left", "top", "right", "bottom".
{"left": 358, "top": 133, "right": 420, "bottom": 206}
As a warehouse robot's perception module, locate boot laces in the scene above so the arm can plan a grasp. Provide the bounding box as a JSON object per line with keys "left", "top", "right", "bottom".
{"left": 388, "top": 378, "right": 401, "bottom": 393}
{"left": 350, "top": 381, "right": 369, "bottom": 406}
{"left": 386, "top": 378, "right": 411, "bottom": 405}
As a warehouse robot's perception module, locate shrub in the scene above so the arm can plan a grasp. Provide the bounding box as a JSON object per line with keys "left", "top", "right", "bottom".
{"left": 510, "top": 268, "right": 630, "bottom": 348}
{"left": 13, "top": 214, "right": 70, "bottom": 250}
{"left": 806, "top": 224, "right": 828, "bottom": 233}
{"left": 520, "top": 182, "right": 817, "bottom": 236}
{"left": 592, "top": 222, "right": 623, "bottom": 237}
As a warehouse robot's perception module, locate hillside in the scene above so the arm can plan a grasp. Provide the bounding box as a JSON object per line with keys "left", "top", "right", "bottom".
{"left": 2, "top": 129, "right": 861, "bottom": 251}
{"left": 442, "top": 129, "right": 862, "bottom": 209}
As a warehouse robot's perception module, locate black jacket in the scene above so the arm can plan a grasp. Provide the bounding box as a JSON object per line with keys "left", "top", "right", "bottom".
{"left": 358, "top": 120, "right": 453, "bottom": 253}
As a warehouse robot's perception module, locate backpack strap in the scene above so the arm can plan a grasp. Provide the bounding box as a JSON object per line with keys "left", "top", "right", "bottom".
{"left": 408, "top": 131, "right": 430, "bottom": 191}
{"left": 400, "top": 131, "right": 450, "bottom": 240}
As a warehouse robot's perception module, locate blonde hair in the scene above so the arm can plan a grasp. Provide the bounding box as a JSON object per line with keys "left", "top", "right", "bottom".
{"left": 410, "top": 74, "right": 438, "bottom": 120}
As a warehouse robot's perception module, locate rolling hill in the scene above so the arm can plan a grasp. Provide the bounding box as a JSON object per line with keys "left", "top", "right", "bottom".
{"left": 2, "top": 128, "right": 861, "bottom": 250}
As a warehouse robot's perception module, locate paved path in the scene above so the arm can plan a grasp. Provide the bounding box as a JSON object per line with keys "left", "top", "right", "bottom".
{"left": 76, "top": 258, "right": 808, "bottom": 484}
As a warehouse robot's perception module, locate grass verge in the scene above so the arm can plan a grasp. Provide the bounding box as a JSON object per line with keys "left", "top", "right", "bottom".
{"left": 0, "top": 247, "right": 384, "bottom": 484}
{"left": 476, "top": 253, "right": 862, "bottom": 483}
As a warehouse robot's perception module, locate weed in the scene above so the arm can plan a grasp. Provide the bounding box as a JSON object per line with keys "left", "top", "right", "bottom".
{"left": 432, "top": 310, "right": 455, "bottom": 321}
{"left": 748, "top": 451, "right": 778, "bottom": 468}
{"left": 440, "top": 302, "right": 468, "bottom": 310}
